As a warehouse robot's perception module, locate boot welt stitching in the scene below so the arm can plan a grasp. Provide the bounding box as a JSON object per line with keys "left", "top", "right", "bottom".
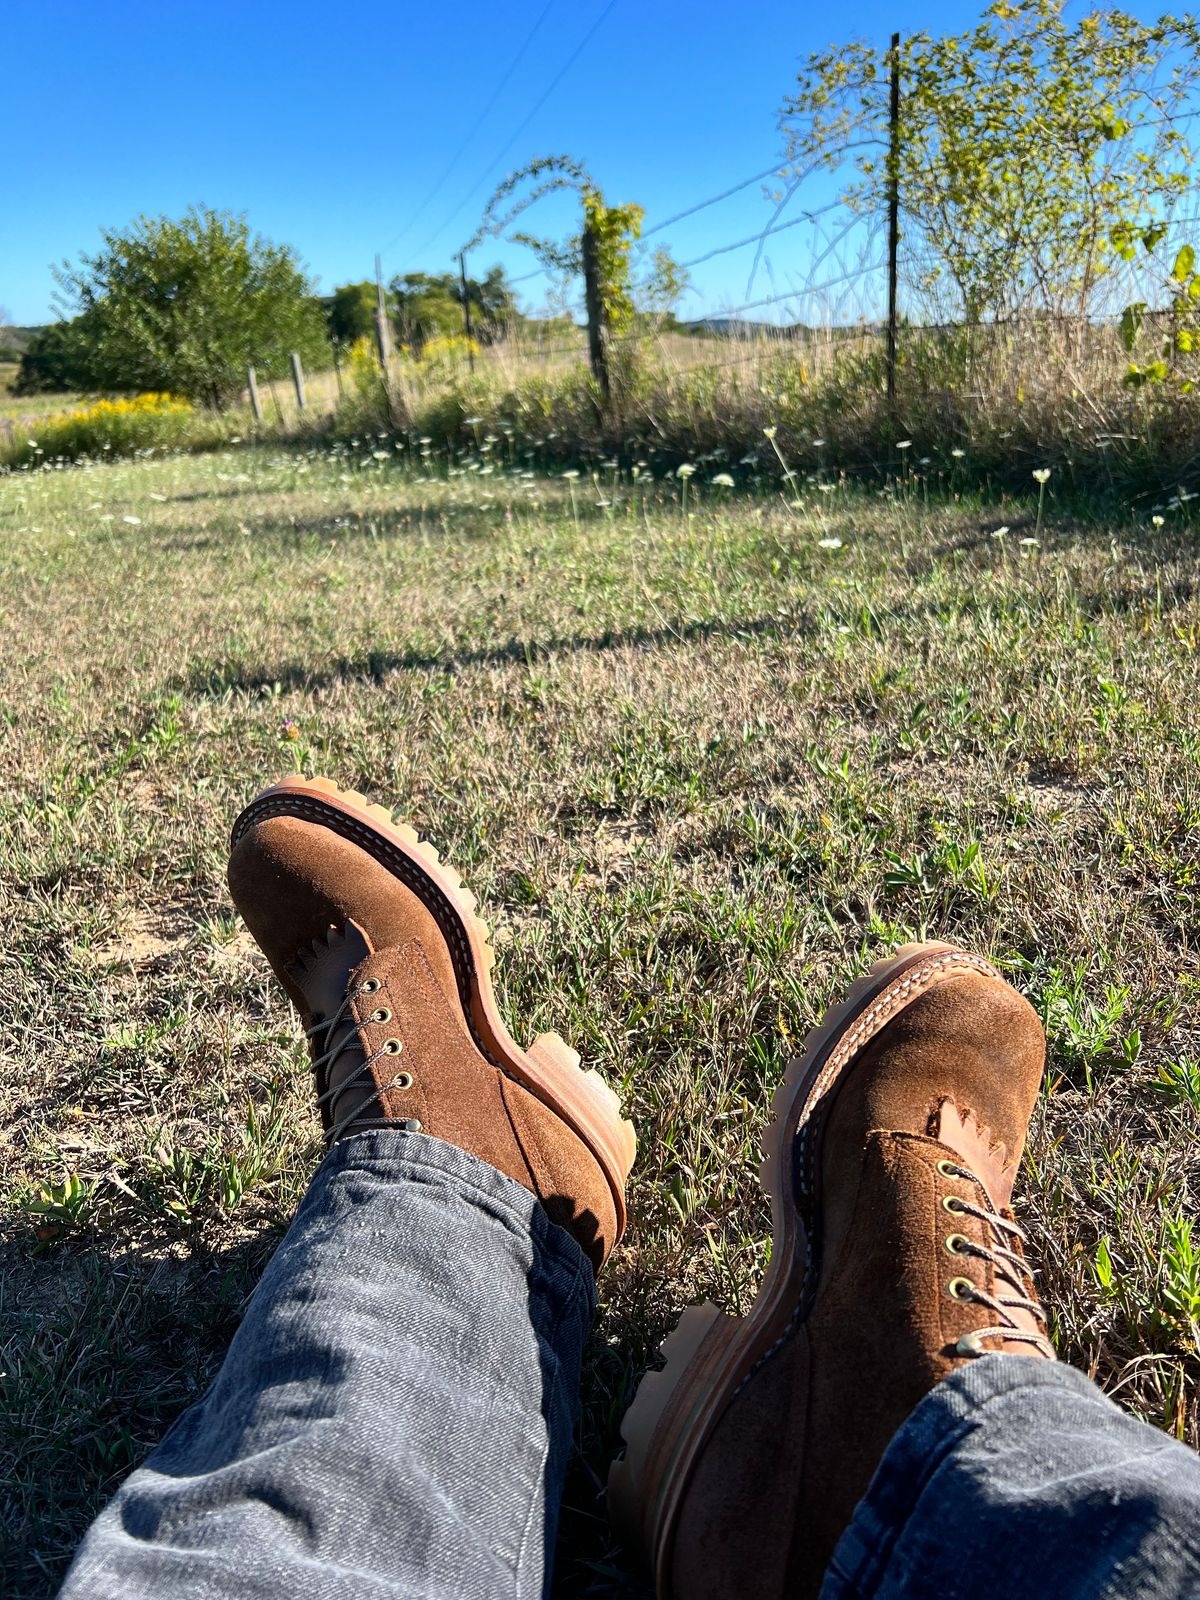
{"left": 235, "top": 795, "right": 497, "bottom": 1068}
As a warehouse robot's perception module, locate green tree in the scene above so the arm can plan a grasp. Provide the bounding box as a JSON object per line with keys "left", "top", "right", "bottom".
{"left": 389, "top": 273, "right": 467, "bottom": 349}
{"left": 329, "top": 281, "right": 380, "bottom": 346}
{"left": 14, "top": 313, "right": 102, "bottom": 394}
{"left": 54, "top": 207, "right": 329, "bottom": 408}
{"left": 387, "top": 268, "right": 517, "bottom": 349}
{"left": 781, "top": 1, "right": 1200, "bottom": 320}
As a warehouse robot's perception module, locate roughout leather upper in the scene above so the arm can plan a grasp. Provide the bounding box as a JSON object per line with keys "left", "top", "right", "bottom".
{"left": 228, "top": 813, "right": 618, "bottom": 1273}
{"left": 670, "top": 968, "right": 1050, "bottom": 1599}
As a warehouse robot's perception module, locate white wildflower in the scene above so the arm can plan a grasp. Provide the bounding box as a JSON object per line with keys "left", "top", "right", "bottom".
{"left": 818, "top": 536, "right": 844, "bottom": 549}
{"left": 1032, "top": 468, "right": 1051, "bottom": 484}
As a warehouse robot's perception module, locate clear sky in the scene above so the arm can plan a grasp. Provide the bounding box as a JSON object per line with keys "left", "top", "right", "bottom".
{"left": 0, "top": 0, "right": 1072, "bottom": 328}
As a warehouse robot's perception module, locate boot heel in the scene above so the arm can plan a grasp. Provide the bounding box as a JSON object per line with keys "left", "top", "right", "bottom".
{"left": 608, "top": 1303, "right": 737, "bottom": 1576}
{"left": 526, "top": 1030, "right": 638, "bottom": 1190}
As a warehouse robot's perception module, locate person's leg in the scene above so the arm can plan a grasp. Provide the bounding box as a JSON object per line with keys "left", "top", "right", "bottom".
{"left": 58, "top": 775, "right": 637, "bottom": 1599}
{"left": 822, "top": 1352, "right": 1200, "bottom": 1600}
{"left": 61, "top": 1131, "right": 595, "bottom": 1600}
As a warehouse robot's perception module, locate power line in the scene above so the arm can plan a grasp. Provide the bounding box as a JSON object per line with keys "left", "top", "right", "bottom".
{"left": 380, "top": 0, "right": 557, "bottom": 258}
{"left": 412, "top": 0, "right": 623, "bottom": 260}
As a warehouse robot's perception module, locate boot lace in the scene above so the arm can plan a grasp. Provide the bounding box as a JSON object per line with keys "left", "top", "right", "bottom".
{"left": 307, "top": 982, "right": 419, "bottom": 1143}
{"left": 940, "top": 1158, "right": 1055, "bottom": 1360}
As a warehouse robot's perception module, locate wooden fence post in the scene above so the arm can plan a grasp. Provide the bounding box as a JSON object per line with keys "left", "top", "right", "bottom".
{"left": 459, "top": 253, "right": 476, "bottom": 372}
{"left": 373, "top": 253, "right": 393, "bottom": 368}
{"left": 246, "top": 365, "right": 263, "bottom": 425}
{"left": 290, "top": 352, "right": 307, "bottom": 411}
{"left": 581, "top": 222, "right": 610, "bottom": 405}
{"left": 373, "top": 253, "right": 398, "bottom": 427}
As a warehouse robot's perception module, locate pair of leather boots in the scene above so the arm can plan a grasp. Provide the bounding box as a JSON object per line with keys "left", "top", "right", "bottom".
{"left": 229, "top": 777, "right": 1054, "bottom": 1599}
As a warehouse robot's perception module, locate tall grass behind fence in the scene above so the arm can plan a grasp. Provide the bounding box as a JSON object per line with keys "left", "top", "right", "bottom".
{"left": 9, "top": 24, "right": 1200, "bottom": 497}
{"left": 311, "top": 33, "right": 1200, "bottom": 497}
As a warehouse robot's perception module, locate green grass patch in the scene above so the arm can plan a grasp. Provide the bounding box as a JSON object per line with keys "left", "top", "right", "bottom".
{"left": 2, "top": 446, "right": 1198, "bottom": 1595}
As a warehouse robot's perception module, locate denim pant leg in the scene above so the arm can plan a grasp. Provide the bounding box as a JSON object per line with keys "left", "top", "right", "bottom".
{"left": 822, "top": 1353, "right": 1200, "bottom": 1600}
{"left": 58, "top": 1130, "right": 596, "bottom": 1600}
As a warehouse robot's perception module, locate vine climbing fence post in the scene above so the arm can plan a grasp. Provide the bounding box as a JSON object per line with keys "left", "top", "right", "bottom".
{"left": 581, "top": 220, "right": 610, "bottom": 404}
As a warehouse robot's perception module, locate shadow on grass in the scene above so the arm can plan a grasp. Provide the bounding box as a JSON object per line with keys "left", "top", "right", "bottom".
{"left": 0, "top": 1225, "right": 281, "bottom": 1600}
{"left": 180, "top": 610, "right": 823, "bottom": 698}
{"left": 1, "top": 1219, "right": 655, "bottom": 1600}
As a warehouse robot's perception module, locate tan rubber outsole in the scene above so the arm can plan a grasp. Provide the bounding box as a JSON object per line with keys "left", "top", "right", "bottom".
{"left": 231, "top": 775, "right": 638, "bottom": 1235}
{"left": 608, "top": 940, "right": 1001, "bottom": 1593}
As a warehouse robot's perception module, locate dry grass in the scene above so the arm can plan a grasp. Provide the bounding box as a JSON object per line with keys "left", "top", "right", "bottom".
{"left": 2, "top": 443, "right": 1199, "bottom": 1595}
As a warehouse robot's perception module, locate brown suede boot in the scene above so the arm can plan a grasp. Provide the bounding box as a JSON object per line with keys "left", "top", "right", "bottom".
{"left": 609, "top": 942, "right": 1054, "bottom": 1596}
{"left": 227, "top": 776, "right": 636, "bottom": 1273}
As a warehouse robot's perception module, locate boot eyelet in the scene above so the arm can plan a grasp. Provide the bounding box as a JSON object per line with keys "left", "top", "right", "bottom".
{"left": 392, "top": 1071, "right": 414, "bottom": 1090}
{"left": 382, "top": 1037, "right": 403, "bottom": 1055}
{"left": 398, "top": 1117, "right": 422, "bottom": 1132}
{"left": 945, "top": 1233, "right": 971, "bottom": 1255}
{"left": 947, "top": 1276, "right": 976, "bottom": 1301}
{"left": 371, "top": 1007, "right": 393, "bottom": 1024}
{"left": 936, "top": 1159, "right": 960, "bottom": 1177}
{"left": 941, "top": 1194, "right": 965, "bottom": 1214}
{"left": 361, "top": 978, "right": 382, "bottom": 994}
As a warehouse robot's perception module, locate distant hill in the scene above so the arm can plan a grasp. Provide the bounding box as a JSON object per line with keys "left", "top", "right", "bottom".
{"left": 0, "top": 324, "right": 44, "bottom": 360}
{"left": 681, "top": 317, "right": 810, "bottom": 339}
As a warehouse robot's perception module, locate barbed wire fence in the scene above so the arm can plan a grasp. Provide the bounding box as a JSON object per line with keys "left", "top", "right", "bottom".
{"left": 342, "top": 29, "right": 1200, "bottom": 455}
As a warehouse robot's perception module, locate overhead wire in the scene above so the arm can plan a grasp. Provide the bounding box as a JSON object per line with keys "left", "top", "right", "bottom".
{"left": 380, "top": 0, "right": 558, "bottom": 258}
{"left": 412, "top": 0, "right": 623, "bottom": 260}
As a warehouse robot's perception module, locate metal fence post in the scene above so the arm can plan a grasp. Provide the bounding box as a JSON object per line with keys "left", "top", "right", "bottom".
{"left": 886, "top": 30, "right": 902, "bottom": 410}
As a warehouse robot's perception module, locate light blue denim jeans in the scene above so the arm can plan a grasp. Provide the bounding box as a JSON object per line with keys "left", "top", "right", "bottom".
{"left": 60, "top": 1131, "right": 1200, "bottom": 1599}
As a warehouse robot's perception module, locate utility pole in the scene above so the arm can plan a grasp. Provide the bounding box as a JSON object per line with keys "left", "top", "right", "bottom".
{"left": 885, "top": 30, "right": 901, "bottom": 410}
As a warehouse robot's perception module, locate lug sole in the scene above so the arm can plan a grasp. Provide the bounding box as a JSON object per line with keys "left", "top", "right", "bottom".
{"left": 231, "top": 775, "right": 637, "bottom": 1235}
{"left": 608, "top": 940, "right": 1001, "bottom": 1592}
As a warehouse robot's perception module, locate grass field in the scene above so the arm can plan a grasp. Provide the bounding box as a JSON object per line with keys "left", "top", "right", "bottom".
{"left": 2, "top": 444, "right": 1199, "bottom": 1595}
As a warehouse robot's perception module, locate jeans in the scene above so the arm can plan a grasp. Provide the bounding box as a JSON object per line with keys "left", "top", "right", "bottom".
{"left": 60, "top": 1132, "right": 1200, "bottom": 1599}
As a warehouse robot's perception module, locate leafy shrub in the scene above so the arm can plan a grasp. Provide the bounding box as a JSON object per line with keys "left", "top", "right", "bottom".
{"left": 54, "top": 208, "right": 330, "bottom": 408}
{"left": 2, "top": 393, "right": 195, "bottom": 467}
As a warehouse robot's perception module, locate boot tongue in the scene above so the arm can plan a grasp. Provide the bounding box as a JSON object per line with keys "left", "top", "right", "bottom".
{"left": 291, "top": 919, "right": 374, "bottom": 1020}
{"left": 289, "top": 921, "right": 379, "bottom": 1132}
{"left": 930, "top": 1096, "right": 1017, "bottom": 1210}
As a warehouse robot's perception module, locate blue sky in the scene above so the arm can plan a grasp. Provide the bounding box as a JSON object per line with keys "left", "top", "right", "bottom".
{"left": 3, "top": 0, "right": 1046, "bottom": 326}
